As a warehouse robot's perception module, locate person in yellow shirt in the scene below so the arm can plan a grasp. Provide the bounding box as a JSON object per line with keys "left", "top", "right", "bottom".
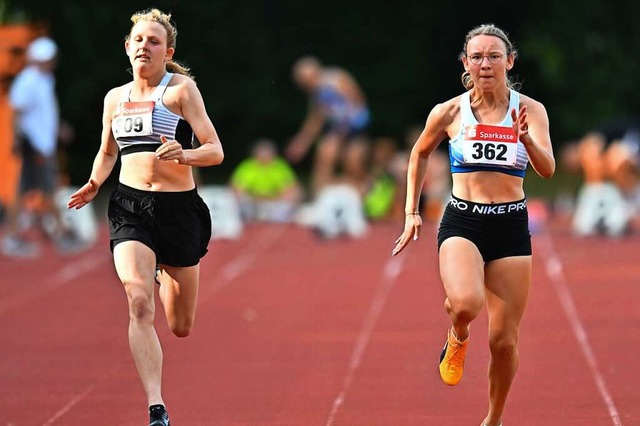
{"left": 363, "top": 137, "right": 399, "bottom": 221}
{"left": 231, "top": 139, "right": 302, "bottom": 222}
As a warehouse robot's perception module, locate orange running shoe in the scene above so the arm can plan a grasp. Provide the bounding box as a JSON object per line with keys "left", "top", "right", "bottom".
{"left": 438, "top": 329, "right": 469, "bottom": 386}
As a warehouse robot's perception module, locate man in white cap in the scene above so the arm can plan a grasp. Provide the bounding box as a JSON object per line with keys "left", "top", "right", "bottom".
{"left": 1, "top": 36, "right": 80, "bottom": 257}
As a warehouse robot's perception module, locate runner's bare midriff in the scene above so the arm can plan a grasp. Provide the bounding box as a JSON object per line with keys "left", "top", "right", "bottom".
{"left": 119, "top": 152, "right": 195, "bottom": 192}
{"left": 451, "top": 171, "right": 525, "bottom": 204}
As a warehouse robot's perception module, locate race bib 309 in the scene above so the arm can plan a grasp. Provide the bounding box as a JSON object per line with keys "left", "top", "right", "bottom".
{"left": 113, "top": 101, "right": 155, "bottom": 138}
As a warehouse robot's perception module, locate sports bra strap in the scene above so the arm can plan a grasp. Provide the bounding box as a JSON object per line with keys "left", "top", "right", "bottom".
{"left": 153, "top": 72, "right": 173, "bottom": 102}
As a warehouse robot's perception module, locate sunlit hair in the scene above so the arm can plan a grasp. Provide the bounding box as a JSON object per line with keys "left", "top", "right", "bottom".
{"left": 459, "top": 24, "right": 519, "bottom": 91}
{"left": 127, "top": 8, "right": 192, "bottom": 77}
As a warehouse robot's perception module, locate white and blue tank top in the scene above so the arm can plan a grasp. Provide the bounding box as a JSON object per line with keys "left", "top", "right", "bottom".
{"left": 448, "top": 90, "right": 528, "bottom": 178}
{"left": 314, "top": 71, "right": 369, "bottom": 133}
{"left": 112, "top": 73, "right": 195, "bottom": 155}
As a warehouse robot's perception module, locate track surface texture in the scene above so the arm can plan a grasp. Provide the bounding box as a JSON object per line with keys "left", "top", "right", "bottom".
{"left": 1, "top": 220, "right": 637, "bottom": 425}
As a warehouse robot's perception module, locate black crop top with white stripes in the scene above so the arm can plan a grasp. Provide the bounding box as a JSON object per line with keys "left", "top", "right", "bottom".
{"left": 111, "top": 73, "right": 195, "bottom": 155}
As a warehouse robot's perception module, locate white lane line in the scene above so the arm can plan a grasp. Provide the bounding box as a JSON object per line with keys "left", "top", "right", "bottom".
{"left": 41, "top": 383, "right": 98, "bottom": 426}
{"left": 198, "top": 225, "right": 287, "bottom": 304}
{"left": 41, "top": 226, "right": 284, "bottom": 424}
{"left": 325, "top": 254, "right": 406, "bottom": 426}
{"left": 0, "top": 251, "right": 110, "bottom": 316}
{"left": 538, "top": 232, "right": 622, "bottom": 426}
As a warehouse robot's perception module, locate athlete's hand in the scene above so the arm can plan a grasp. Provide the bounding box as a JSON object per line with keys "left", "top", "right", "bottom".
{"left": 511, "top": 105, "right": 530, "bottom": 143}
{"left": 156, "top": 135, "right": 186, "bottom": 164}
{"left": 392, "top": 213, "right": 422, "bottom": 256}
{"left": 67, "top": 179, "right": 99, "bottom": 210}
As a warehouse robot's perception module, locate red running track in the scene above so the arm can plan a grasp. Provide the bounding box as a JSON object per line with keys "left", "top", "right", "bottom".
{"left": 1, "top": 221, "right": 638, "bottom": 425}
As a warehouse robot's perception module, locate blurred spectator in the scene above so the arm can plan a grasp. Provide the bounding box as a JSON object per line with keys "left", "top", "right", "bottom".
{"left": 422, "top": 147, "right": 451, "bottom": 222}
{"left": 295, "top": 136, "right": 370, "bottom": 240}
{"left": 401, "top": 125, "right": 451, "bottom": 223}
{"left": 363, "top": 137, "right": 402, "bottom": 221}
{"left": 231, "top": 139, "right": 302, "bottom": 222}
{"left": 286, "top": 56, "right": 370, "bottom": 195}
{"left": 1, "top": 37, "right": 82, "bottom": 257}
{"left": 305, "top": 184, "right": 368, "bottom": 239}
{"left": 565, "top": 116, "right": 640, "bottom": 236}
{"left": 339, "top": 135, "right": 371, "bottom": 194}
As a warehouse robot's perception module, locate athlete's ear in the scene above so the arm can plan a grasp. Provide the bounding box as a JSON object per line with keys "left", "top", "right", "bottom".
{"left": 125, "top": 40, "right": 130, "bottom": 56}
{"left": 165, "top": 47, "right": 175, "bottom": 61}
{"left": 460, "top": 53, "right": 469, "bottom": 70}
{"left": 506, "top": 53, "right": 515, "bottom": 71}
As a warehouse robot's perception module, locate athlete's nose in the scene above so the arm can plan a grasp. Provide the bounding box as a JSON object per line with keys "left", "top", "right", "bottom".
{"left": 479, "top": 56, "right": 492, "bottom": 68}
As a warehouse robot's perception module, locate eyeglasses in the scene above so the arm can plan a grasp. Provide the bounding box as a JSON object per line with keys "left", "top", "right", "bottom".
{"left": 466, "top": 53, "right": 504, "bottom": 65}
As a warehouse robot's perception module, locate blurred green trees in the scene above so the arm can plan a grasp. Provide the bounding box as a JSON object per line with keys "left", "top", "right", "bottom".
{"left": 5, "top": 0, "right": 638, "bottom": 184}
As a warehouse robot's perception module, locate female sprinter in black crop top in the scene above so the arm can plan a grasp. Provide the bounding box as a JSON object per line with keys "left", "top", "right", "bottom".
{"left": 67, "top": 8, "right": 223, "bottom": 426}
{"left": 392, "top": 24, "right": 554, "bottom": 426}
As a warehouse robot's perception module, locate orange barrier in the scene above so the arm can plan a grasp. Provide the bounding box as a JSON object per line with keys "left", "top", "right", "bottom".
{"left": 0, "top": 25, "right": 35, "bottom": 207}
{"left": 0, "top": 97, "right": 19, "bottom": 207}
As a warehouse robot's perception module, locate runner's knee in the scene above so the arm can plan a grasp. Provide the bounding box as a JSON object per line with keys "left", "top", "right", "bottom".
{"left": 170, "top": 318, "right": 193, "bottom": 338}
{"left": 447, "top": 295, "right": 483, "bottom": 323}
{"left": 488, "top": 331, "right": 519, "bottom": 358}
{"left": 128, "top": 292, "right": 154, "bottom": 322}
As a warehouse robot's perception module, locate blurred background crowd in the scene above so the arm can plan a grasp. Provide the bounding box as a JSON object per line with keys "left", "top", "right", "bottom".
{"left": 1, "top": 0, "right": 639, "bottom": 258}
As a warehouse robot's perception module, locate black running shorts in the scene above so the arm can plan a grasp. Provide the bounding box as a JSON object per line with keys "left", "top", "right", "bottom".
{"left": 108, "top": 183, "right": 212, "bottom": 267}
{"left": 437, "top": 195, "right": 532, "bottom": 262}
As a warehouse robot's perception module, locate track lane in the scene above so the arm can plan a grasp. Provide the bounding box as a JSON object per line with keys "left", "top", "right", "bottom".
{"left": 1, "top": 222, "right": 638, "bottom": 425}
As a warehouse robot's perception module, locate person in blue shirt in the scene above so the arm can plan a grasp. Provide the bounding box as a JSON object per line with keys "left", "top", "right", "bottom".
{"left": 2, "top": 36, "right": 82, "bottom": 257}
{"left": 286, "top": 56, "right": 370, "bottom": 195}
